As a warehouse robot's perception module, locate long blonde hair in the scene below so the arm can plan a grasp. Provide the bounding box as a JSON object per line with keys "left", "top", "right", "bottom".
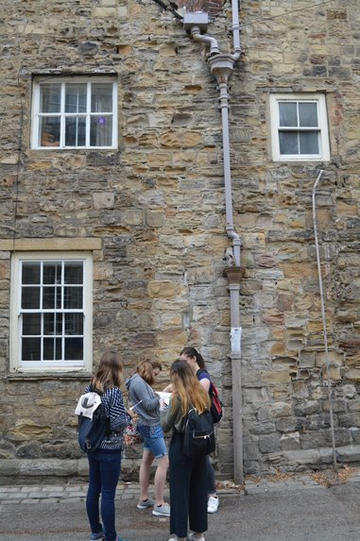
{"left": 91, "top": 350, "right": 124, "bottom": 392}
{"left": 170, "top": 359, "right": 210, "bottom": 417}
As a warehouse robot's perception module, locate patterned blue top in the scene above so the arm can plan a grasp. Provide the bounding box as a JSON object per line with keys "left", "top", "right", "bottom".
{"left": 85, "top": 385, "right": 131, "bottom": 450}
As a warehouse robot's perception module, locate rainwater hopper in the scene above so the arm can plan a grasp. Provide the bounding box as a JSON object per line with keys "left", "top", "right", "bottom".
{"left": 183, "top": 11, "right": 209, "bottom": 32}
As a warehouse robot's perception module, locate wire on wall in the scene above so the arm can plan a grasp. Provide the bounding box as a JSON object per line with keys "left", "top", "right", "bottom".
{"left": 312, "top": 169, "right": 337, "bottom": 471}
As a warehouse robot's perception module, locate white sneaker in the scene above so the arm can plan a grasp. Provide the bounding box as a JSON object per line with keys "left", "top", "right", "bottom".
{"left": 207, "top": 495, "right": 219, "bottom": 514}
{"left": 187, "top": 533, "right": 206, "bottom": 541}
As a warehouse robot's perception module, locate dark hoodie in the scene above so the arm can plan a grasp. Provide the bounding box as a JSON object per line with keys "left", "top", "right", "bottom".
{"left": 125, "top": 373, "right": 160, "bottom": 427}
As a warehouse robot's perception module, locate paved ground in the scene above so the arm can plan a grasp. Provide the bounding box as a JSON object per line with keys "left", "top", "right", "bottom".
{"left": 1, "top": 471, "right": 360, "bottom": 540}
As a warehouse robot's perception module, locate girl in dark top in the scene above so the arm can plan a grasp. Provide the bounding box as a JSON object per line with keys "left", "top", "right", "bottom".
{"left": 179, "top": 347, "right": 220, "bottom": 514}
{"left": 161, "top": 359, "right": 211, "bottom": 541}
{"left": 85, "top": 350, "right": 132, "bottom": 541}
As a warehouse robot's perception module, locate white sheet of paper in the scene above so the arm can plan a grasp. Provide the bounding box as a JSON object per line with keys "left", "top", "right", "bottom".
{"left": 156, "top": 391, "right": 172, "bottom": 405}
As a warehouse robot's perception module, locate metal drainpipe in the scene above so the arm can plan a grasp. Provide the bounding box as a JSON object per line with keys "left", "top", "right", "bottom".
{"left": 230, "top": 0, "right": 241, "bottom": 60}
{"left": 217, "top": 72, "right": 243, "bottom": 483}
{"left": 218, "top": 79, "right": 241, "bottom": 268}
{"left": 191, "top": 26, "right": 220, "bottom": 55}
{"left": 183, "top": 3, "right": 244, "bottom": 483}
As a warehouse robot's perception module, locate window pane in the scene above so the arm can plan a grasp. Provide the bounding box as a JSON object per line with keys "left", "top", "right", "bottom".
{"left": 21, "top": 287, "right": 40, "bottom": 309}
{"left": 65, "top": 84, "right": 87, "bottom": 113}
{"left": 22, "top": 313, "right": 41, "bottom": 335}
{"left": 279, "top": 131, "right": 299, "bottom": 154}
{"left": 22, "top": 263, "right": 40, "bottom": 284}
{"left": 65, "top": 116, "right": 86, "bottom": 147}
{"left": 40, "top": 84, "right": 61, "bottom": 113}
{"left": 43, "top": 262, "right": 62, "bottom": 284}
{"left": 279, "top": 102, "right": 297, "bottom": 127}
{"left": 56, "top": 313, "right": 63, "bottom": 334}
{"left": 91, "top": 83, "right": 113, "bottom": 112}
{"left": 300, "top": 131, "right": 319, "bottom": 154}
{"left": 56, "top": 287, "right": 62, "bottom": 309}
{"left": 40, "top": 116, "right": 60, "bottom": 147}
{"left": 65, "top": 337, "right": 83, "bottom": 360}
{"left": 43, "top": 338, "right": 61, "bottom": 360}
{"left": 43, "top": 287, "right": 55, "bottom": 309}
{"left": 64, "top": 262, "right": 83, "bottom": 284}
{"left": 299, "top": 103, "right": 318, "bottom": 127}
{"left": 65, "top": 313, "right": 83, "bottom": 335}
{"left": 90, "top": 116, "right": 112, "bottom": 147}
{"left": 55, "top": 337, "right": 62, "bottom": 360}
{"left": 64, "top": 287, "right": 82, "bottom": 309}
{"left": 43, "top": 337, "right": 54, "bottom": 360}
{"left": 44, "top": 313, "right": 54, "bottom": 335}
{"left": 22, "top": 337, "right": 41, "bottom": 361}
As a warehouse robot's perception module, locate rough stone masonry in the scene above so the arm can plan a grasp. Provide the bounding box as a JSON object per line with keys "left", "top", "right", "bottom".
{"left": 0, "top": 0, "right": 359, "bottom": 482}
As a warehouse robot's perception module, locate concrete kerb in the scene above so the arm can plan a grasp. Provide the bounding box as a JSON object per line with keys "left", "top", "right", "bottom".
{"left": 1, "top": 467, "right": 360, "bottom": 504}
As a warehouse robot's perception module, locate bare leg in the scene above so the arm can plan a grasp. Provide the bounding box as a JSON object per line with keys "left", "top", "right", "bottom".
{"left": 139, "top": 449, "right": 154, "bottom": 503}
{"left": 154, "top": 455, "right": 169, "bottom": 506}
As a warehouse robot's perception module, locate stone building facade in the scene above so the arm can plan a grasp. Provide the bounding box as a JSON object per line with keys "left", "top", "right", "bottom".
{"left": 0, "top": 0, "right": 359, "bottom": 482}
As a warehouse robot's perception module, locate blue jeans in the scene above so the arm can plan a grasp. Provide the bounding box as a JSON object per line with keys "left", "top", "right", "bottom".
{"left": 86, "top": 450, "right": 121, "bottom": 541}
{"left": 137, "top": 423, "right": 167, "bottom": 458}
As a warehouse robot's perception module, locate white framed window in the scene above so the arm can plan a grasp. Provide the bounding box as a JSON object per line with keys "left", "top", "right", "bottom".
{"left": 31, "top": 77, "right": 117, "bottom": 149}
{"left": 10, "top": 252, "right": 93, "bottom": 373}
{"left": 270, "top": 94, "right": 330, "bottom": 162}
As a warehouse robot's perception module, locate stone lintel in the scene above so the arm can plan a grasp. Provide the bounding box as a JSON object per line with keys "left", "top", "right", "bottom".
{"left": 33, "top": 69, "right": 117, "bottom": 77}
{"left": 0, "top": 238, "right": 102, "bottom": 251}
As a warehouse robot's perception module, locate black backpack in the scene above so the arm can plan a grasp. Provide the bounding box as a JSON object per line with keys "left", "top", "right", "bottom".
{"left": 76, "top": 389, "right": 110, "bottom": 453}
{"left": 183, "top": 407, "right": 215, "bottom": 458}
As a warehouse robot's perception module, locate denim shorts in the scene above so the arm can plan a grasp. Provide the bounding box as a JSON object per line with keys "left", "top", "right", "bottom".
{"left": 137, "top": 423, "right": 167, "bottom": 458}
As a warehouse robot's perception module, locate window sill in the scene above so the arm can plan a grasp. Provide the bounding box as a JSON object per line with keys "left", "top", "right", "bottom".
{"left": 5, "top": 372, "right": 92, "bottom": 381}
{"left": 31, "top": 146, "right": 118, "bottom": 151}
{"left": 272, "top": 158, "right": 330, "bottom": 164}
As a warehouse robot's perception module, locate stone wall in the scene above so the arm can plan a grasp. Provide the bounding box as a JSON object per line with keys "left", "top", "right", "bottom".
{"left": 0, "top": 0, "right": 359, "bottom": 481}
{"left": 232, "top": 0, "right": 360, "bottom": 474}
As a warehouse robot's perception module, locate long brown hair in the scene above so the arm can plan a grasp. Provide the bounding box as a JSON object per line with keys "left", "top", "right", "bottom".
{"left": 91, "top": 350, "right": 124, "bottom": 392}
{"left": 170, "top": 359, "right": 210, "bottom": 417}
{"left": 136, "top": 360, "right": 155, "bottom": 386}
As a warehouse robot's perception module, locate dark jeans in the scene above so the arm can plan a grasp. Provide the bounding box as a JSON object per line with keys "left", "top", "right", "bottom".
{"left": 169, "top": 432, "right": 208, "bottom": 539}
{"left": 206, "top": 455, "right": 216, "bottom": 495}
{"left": 86, "top": 450, "right": 121, "bottom": 541}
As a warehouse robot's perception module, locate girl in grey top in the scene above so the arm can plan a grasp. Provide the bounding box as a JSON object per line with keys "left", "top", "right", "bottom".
{"left": 126, "top": 372, "right": 159, "bottom": 426}
{"left": 126, "top": 360, "right": 170, "bottom": 517}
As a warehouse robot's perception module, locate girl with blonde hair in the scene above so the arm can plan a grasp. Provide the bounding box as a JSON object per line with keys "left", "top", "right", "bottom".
{"left": 161, "top": 359, "right": 211, "bottom": 541}
{"left": 179, "top": 347, "right": 220, "bottom": 514}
